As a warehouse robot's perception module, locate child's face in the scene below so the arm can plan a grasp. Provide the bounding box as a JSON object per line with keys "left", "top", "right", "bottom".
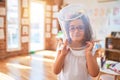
{"left": 69, "top": 19, "right": 85, "bottom": 42}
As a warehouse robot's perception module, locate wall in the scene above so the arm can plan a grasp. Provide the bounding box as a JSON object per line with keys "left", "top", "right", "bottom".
{"left": 0, "top": 1, "right": 6, "bottom": 59}
{"left": 63, "top": 0, "right": 120, "bottom": 47}
{"left": 64, "top": 0, "right": 120, "bottom": 7}
{"left": 45, "top": 0, "right": 61, "bottom": 50}
{"left": 0, "top": 0, "right": 60, "bottom": 59}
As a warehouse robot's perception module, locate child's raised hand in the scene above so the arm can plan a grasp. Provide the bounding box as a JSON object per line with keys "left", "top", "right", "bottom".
{"left": 85, "top": 41, "right": 94, "bottom": 55}
{"left": 61, "top": 39, "right": 70, "bottom": 56}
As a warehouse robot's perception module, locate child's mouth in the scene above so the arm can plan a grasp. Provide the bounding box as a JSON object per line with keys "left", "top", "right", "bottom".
{"left": 73, "top": 34, "right": 80, "bottom": 37}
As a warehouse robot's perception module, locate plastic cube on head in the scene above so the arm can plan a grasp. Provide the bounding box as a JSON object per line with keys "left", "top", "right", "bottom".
{"left": 57, "top": 4, "right": 93, "bottom": 49}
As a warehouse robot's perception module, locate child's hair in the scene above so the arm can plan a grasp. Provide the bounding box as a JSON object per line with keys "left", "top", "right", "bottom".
{"left": 64, "top": 12, "right": 93, "bottom": 46}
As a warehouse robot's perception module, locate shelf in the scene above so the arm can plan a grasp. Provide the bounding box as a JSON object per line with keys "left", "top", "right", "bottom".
{"left": 105, "top": 48, "right": 120, "bottom": 53}
{"left": 106, "top": 37, "right": 120, "bottom": 39}
{"left": 105, "top": 36, "right": 120, "bottom": 62}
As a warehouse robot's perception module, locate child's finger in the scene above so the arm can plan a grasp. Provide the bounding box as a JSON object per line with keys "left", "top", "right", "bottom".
{"left": 63, "top": 39, "right": 68, "bottom": 47}
{"left": 62, "top": 39, "right": 69, "bottom": 51}
{"left": 61, "top": 39, "right": 69, "bottom": 55}
{"left": 86, "top": 41, "right": 94, "bottom": 51}
{"left": 88, "top": 41, "right": 94, "bottom": 46}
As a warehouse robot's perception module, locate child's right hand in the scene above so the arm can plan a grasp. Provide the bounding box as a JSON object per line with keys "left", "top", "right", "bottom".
{"left": 60, "top": 39, "right": 70, "bottom": 56}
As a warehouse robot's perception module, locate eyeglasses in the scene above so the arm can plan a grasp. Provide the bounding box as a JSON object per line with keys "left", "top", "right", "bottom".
{"left": 69, "top": 25, "right": 84, "bottom": 32}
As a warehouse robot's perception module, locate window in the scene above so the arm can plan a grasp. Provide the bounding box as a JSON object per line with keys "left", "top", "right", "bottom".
{"left": 6, "top": 0, "right": 21, "bottom": 51}
{"left": 29, "top": 1, "right": 45, "bottom": 51}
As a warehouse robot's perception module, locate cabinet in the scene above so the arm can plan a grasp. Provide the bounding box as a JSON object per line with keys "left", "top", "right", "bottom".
{"left": 105, "top": 37, "right": 120, "bottom": 62}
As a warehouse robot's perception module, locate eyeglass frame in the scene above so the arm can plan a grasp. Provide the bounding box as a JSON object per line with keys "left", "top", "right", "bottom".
{"left": 69, "top": 25, "right": 85, "bottom": 32}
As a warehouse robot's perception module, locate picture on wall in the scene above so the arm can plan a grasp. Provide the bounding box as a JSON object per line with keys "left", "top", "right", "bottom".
{"left": 46, "top": 24, "right": 51, "bottom": 32}
{"left": 0, "top": 17, "right": 4, "bottom": 28}
{"left": 22, "top": 36, "right": 29, "bottom": 43}
{"left": 46, "top": 5, "right": 51, "bottom": 11}
{"left": 111, "top": 7, "right": 120, "bottom": 25}
{"left": 23, "top": 9, "right": 28, "bottom": 18}
{"left": 0, "top": 29, "right": 4, "bottom": 39}
{"left": 22, "top": 0, "right": 28, "bottom": 8}
{"left": 0, "top": 8, "right": 6, "bottom": 16}
{"left": 22, "top": 26, "right": 28, "bottom": 35}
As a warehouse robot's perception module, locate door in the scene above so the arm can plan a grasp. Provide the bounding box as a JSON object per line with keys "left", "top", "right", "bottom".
{"left": 30, "top": 1, "right": 45, "bottom": 52}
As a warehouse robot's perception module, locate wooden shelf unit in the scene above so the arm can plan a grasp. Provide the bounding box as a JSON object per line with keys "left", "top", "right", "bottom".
{"left": 105, "top": 37, "right": 120, "bottom": 62}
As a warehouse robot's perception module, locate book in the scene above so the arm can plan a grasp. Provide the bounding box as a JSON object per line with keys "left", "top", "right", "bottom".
{"left": 107, "top": 63, "right": 120, "bottom": 74}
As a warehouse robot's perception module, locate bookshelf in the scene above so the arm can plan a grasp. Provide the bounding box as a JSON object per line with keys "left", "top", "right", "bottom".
{"left": 105, "top": 37, "right": 120, "bottom": 62}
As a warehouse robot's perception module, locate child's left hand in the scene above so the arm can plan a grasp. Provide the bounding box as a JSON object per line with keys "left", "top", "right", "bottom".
{"left": 85, "top": 41, "right": 94, "bottom": 55}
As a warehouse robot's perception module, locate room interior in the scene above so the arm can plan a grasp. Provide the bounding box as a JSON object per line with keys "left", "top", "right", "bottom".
{"left": 0, "top": 0, "right": 120, "bottom": 80}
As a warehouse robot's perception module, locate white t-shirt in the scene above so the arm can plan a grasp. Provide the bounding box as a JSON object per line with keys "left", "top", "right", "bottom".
{"left": 57, "top": 48, "right": 95, "bottom": 80}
